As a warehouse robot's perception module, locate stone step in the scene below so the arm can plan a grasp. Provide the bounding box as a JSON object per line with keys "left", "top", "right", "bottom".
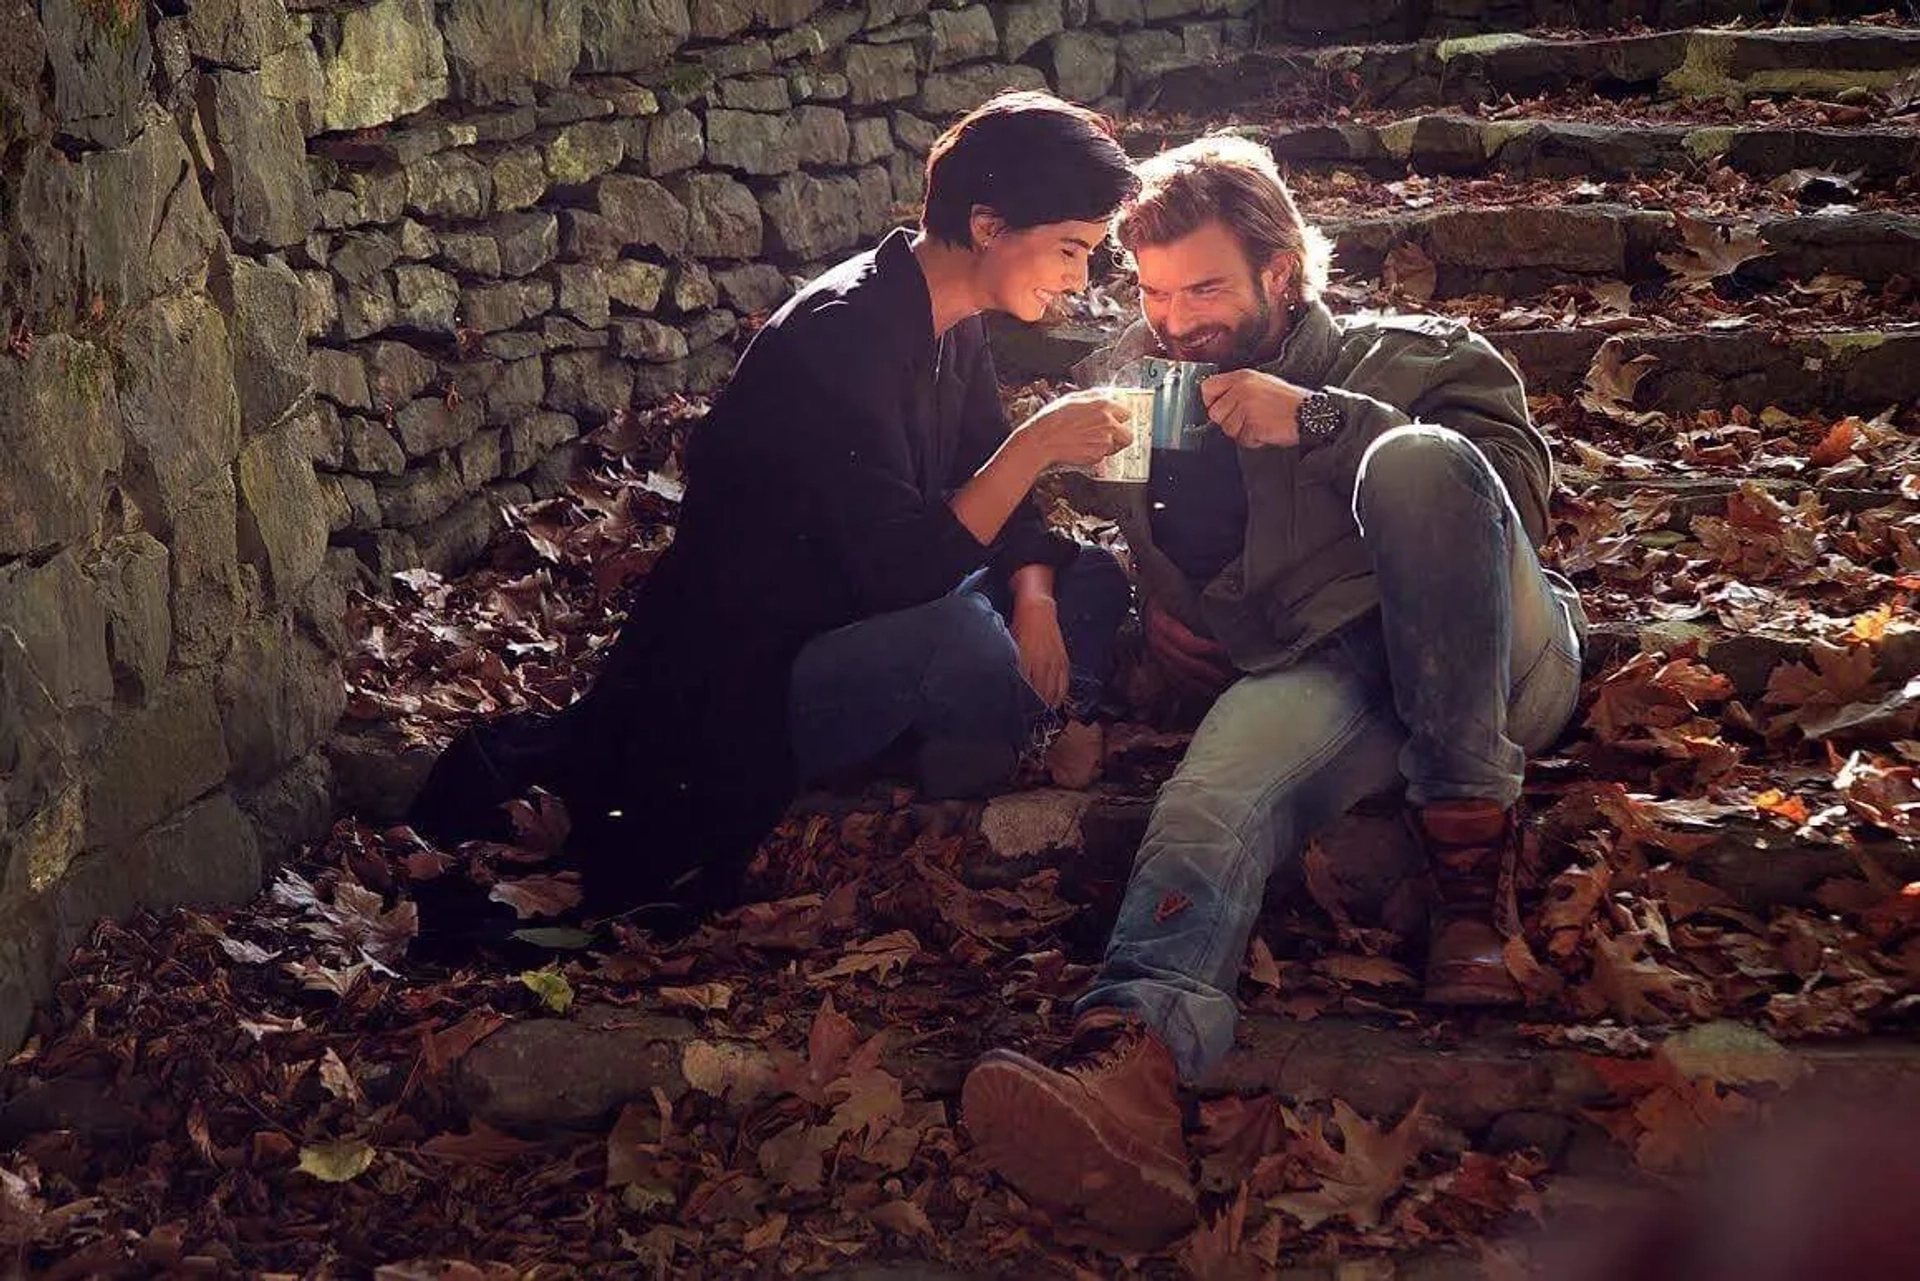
{"left": 1579, "top": 613, "right": 1920, "bottom": 697}
{"left": 1307, "top": 205, "right": 1920, "bottom": 298}
{"left": 1140, "top": 26, "right": 1920, "bottom": 115}
{"left": 1128, "top": 115, "right": 1920, "bottom": 188}
{"left": 990, "top": 319, "right": 1920, "bottom": 414}
{"left": 1264, "top": 0, "right": 1906, "bottom": 48}
{"left": 1209, "top": 1016, "right": 1920, "bottom": 1137}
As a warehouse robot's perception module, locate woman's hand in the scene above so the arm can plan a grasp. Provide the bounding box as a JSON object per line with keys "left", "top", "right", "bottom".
{"left": 1016, "top": 389, "right": 1133, "bottom": 469}
{"left": 1011, "top": 594, "right": 1070, "bottom": 708}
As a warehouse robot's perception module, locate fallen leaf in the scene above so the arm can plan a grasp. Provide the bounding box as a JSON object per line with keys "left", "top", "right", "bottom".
{"left": 519, "top": 967, "right": 574, "bottom": 1015}
{"left": 1383, "top": 241, "right": 1437, "bottom": 303}
{"left": 296, "top": 1139, "right": 376, "bottom": 1183}
{"left": 741, "top": 1212, "right": 788, "bottom": 1251}
{"left": 488, "top": 874, "right": 583, "bottom": 921}
{"left": 868, "top": 1199, "right": 934, "bottom": 1241}
{"left": 419, "top": 1121, "right": 538, "bottom": 1167}
{"left": 1268, "top": 1099, "right": 1428, "bottom": 1229}
{"left": 656, "top": 982, "right": 733, "bottom": 1013}
{"left": 1314, "top": 954, "right": 1418, "bottom": 988}
{"left": 808, "top": 930, "right": 921, "bottom": 983}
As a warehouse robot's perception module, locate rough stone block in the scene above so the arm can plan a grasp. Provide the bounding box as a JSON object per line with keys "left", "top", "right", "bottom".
{"left": 491, "top": 146, "right": 550, "bottom": 211}
{"left": 848, "top": 115, "right": 895, "bottom": 164}
{"left": 392, "top": 264, "right": 460, "bottom": 334}
{"left": 887, "top": 147, "right": 926, "bottom": 206}
{"left": 493, "top": 211, "right": 561, "bottom": 276}
{"left": 716, "top": 75, "right": 792, "bottom": 111}
{"left": 456, "top": 428, "right": 505, "bottom": 488}
{"left": 794, "top": 105, "right": 851, "bottom": 165}
{"left": 394, "top": 393, "right": 482, "bottom": 459}
{"left": 373, "top": 458, "right": 465, "bottom": 527}
{"left": 555, "top": 263, "right": 613, "bottom": 327}
{"left": 644, "top": 107, "right": 705, "bottom": 174}
{"left": 185, "top": 0, "right": 294, "bottom": 70}
{"left": 545, "top": 119, "right": 626, "bottom": 186}
{"left": 128, "top": 790, "right": 263, "bottom": 912}
{"left": 844, "top": 41, "right": 921, "bottom": 105}
{"left": 456, "top": 1007, "right": 696, "bottom": 1128}
{"left": 891, "top": 109, "right": 942, "bottom": 153}
{"left": 929, "top": 5, "right": 999, "bottom": 67}
{"left": 397, "top": 217, "right": 438, "bottom": 260}
{"left": 1116, "top": 27, "right": 1183, "bottom": 83}
{"left": 762, "top": 171, "right": 865, "bottom": 261}
{"left": 340, "top": 276, "right": 399, "bottom": 340}
{"left": 364, "top": 340, "right": 439, "bottom": 404}
{"left": 712, "top": 262, "right": 790, "bottom": 313}
{"left": 916, "top": 61, "right": 1046, "bottom": 114}
{"left": 690, "top": 0, "right": 754, "bottom": 39}
{"left": 215, "top": 621, "right": 343, "bottom": 787}
{"left": 1421, "top": 205, "right": 1627, "bottom": 273}
{"left": 406, "top": 150, "right": 492, "bottom": 220}
{"left": 342, "top": 416, "right": 408, "bottom": 476}
{"left": 578, "top": 0, "right": 690, "bottom": 73}
{"left": 505, "top": 411, "right": 581, "bottom": 476}
{"left": 674, "top": 172, "right": 764, "bottom": 258}
{"left": 295, "top": 270, "right": 338, "bottom": 341}
{"left": 236, "top": 425, "right": 329, "bottom": 596}
{"left": 0, "top": 335, "right": 122, "bottom": 559}
{"left": 415, "top": 491, "right": 505, "bottom": 574}
{"left": 167, "top": 473, "right": 246, "bottom": 668}
{"left": 1090, "top": 0, "right": 1144, "bottom": 23}
{"left": 998, "top": 0, "right": 1064, "bottom": 61}
{"left": 238, "top": 750, "right": 335, "bottom": 866}
{"left": 87, "top": 672, "right": 231, "bottom": 849}
{"left": 705, "top": 108, "right": 800, "bottom": 175}
{"left": 615, "top": 317, "right": 691, "bottom": 363}
{"left": 202, "top": 72, "right": 318, "bottom": 248}
{"left": 437, "top": 230, "right": 504, "bottom": 277}
{"left": 609, "top": 259, "right": 671, "bottom": 311}
{"left": 442, "top": 0, "right": 582, "bottom": 105}
{"left": 0, "top": 553, "right": 114, "bottom": 813}
{"left": 471, "top": 356, "right": 547, "bottom": 426}
{"left": 656, "top": 265, "right": 710, "bottom": 316}
{"left": 459, "top": 279, "right": 554, "bottom": 332}
{"left": 85, "top": 534, "right": 171, "bottom": 704}
{"left": 315, "top": 0, "right": 450, "bottom": 132}
{"left": 40, "top": 0, "right": 151, "bottom": 149}
{"left": 329, "top": 229, "right": 401, "bottom": 285}
{"left": 854, "top": 162, "right": 893, "bottom": 236}
{"left": 597, "top": 174, "right": 691, "bottom": 256}
{"left": 1046, "top": 29, "right": 1116, "bottom": 100}
{"left": 116, "top": 293, "right": 241, "bottom": 531}
{"left": 544, "top": 350, "right": 635, "bottom": 423}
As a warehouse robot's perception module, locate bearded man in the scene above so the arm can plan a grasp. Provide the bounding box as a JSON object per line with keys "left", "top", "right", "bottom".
{"left": 960, "top": 135, "right": 1590, "bottom": 1246}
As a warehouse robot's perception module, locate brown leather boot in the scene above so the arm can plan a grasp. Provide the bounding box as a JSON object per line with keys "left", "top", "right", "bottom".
{"left": 961, "top": 1009, "right": 1197, "bottom": 1249}
{"left": 1415, "top": 799, "right": 1524, "bottom": 1006}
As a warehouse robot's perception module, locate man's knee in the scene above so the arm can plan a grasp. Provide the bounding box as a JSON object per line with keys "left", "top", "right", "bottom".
{"left": 1142, "top": 775, "right": 1271, "bottom": 885}
{"left": 1354, "top": 424, "right": 1501, "bottom": 523}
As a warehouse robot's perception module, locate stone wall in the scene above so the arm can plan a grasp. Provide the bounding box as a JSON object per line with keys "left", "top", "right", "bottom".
{"left": 291, "top": 0, "right": 1261, "bottom": 581}
{"left": 1265, "top": 0, "right": 1901, "bottom": 43}
{"left": 0, "top": 0, "right": 342, "bottom": 1049}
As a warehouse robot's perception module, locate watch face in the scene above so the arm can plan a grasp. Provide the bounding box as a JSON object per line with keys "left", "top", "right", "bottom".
{"left": 1303, "top": 393, "right": 1341, "bottom": 437}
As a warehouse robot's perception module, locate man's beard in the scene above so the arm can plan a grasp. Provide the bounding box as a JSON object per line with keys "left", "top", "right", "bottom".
{"left": 1154, "top": 291, "right": 1274, "bottom": 369}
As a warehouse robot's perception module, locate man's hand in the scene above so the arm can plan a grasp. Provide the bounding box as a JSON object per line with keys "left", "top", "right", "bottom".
{"left": 1011, "top": 594, "right": 1070, "bottom": 708}
{"left": 1201, "top": 369, "right": 1307, "bottom": 448}
{"left": 1144, "top": 600, "right": 1235, "bottom": 697}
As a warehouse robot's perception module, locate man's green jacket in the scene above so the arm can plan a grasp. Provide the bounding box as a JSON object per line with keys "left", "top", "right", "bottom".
{"left": 1076, "top": 300, "right": 1583, "bottom": 673}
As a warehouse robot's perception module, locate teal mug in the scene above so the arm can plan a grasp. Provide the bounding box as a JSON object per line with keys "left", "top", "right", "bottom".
{"left": 1134, "top": 356, "right": 1220, "bottom": 451}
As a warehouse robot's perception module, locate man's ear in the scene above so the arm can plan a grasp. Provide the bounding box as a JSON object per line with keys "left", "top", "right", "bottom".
{"left": 969, "top": 206, "right": 1008, "bottom": 251}
{"left": 1258, "top": 255, "right": 1296, "bottom": 305}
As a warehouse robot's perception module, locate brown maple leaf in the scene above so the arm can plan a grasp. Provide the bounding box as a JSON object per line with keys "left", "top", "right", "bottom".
{"left": 1578, "top": 927, "right": 1715, "bottom": 1024}
{"left": 487, "top": 873, "right": 583, "bottom": 920}
{"left": 807, "top": 930, "right": 921, "bottom": 984}
{"left": 1658, "top": 213, "right": 1768, "bottom": 289}
{"left": 1268, "top": 1098, "right": 1429, "bottom": 1230}
{"left": 1577, "top": 341, "right": 1663, "bottom": 424}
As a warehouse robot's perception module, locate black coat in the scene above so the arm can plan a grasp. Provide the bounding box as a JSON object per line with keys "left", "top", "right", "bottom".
{"left": 409, "top": 230, "right": 1073, "bottom": 925}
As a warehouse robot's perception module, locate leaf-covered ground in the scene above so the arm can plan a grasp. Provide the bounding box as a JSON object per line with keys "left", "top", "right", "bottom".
{"left": 4, "top": 65, "right": 1920, "bottom": 1281}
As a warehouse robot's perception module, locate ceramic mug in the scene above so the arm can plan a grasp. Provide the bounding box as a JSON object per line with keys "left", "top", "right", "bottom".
{"left": 1085, "top": 386, "right": 1156, "bottom": 483}
{"left": 1134, "top": 356, "right": 1220, "bottom": 452}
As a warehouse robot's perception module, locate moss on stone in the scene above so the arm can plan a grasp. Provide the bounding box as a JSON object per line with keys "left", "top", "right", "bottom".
{"left": 1434, "top": 33, "right": 1532, "bottom": 63}
{"left": 1681, "top": 127, "right": 1735, "bottom": 160}
{"left": 1818, "top": 332, "right": 1888, "bottom": 355}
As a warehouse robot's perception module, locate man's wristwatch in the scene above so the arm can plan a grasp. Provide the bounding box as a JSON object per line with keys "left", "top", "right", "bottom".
{"left": 1297, "top": 390, "right": 1344, "bottom": 442}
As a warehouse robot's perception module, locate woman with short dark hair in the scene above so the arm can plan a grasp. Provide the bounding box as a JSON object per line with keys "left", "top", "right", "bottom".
{"left": 410, "top": 91, "right": 1142, "bottom": 944}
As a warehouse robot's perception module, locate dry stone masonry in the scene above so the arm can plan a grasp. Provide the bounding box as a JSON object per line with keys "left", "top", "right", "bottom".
{"left": 0, "top": 0, "right": 1266, "bottom": 1050}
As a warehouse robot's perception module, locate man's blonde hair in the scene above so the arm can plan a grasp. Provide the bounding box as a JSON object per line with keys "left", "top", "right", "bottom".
{"left": 1112, "top": 134, "right": 1333, "bottom": 304}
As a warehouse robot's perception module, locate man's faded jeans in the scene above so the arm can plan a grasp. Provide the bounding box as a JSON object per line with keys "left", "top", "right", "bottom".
{"left": 788, "top": 545, "right": 1131, "bottom": 785}
{"left": 1078, "top": 425, "right": 1588, "bottom": 1081}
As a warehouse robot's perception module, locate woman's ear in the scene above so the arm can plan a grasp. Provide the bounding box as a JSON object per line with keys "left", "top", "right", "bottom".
{"left": 968, "top": 205, "right": 1007, "bottom": 251}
